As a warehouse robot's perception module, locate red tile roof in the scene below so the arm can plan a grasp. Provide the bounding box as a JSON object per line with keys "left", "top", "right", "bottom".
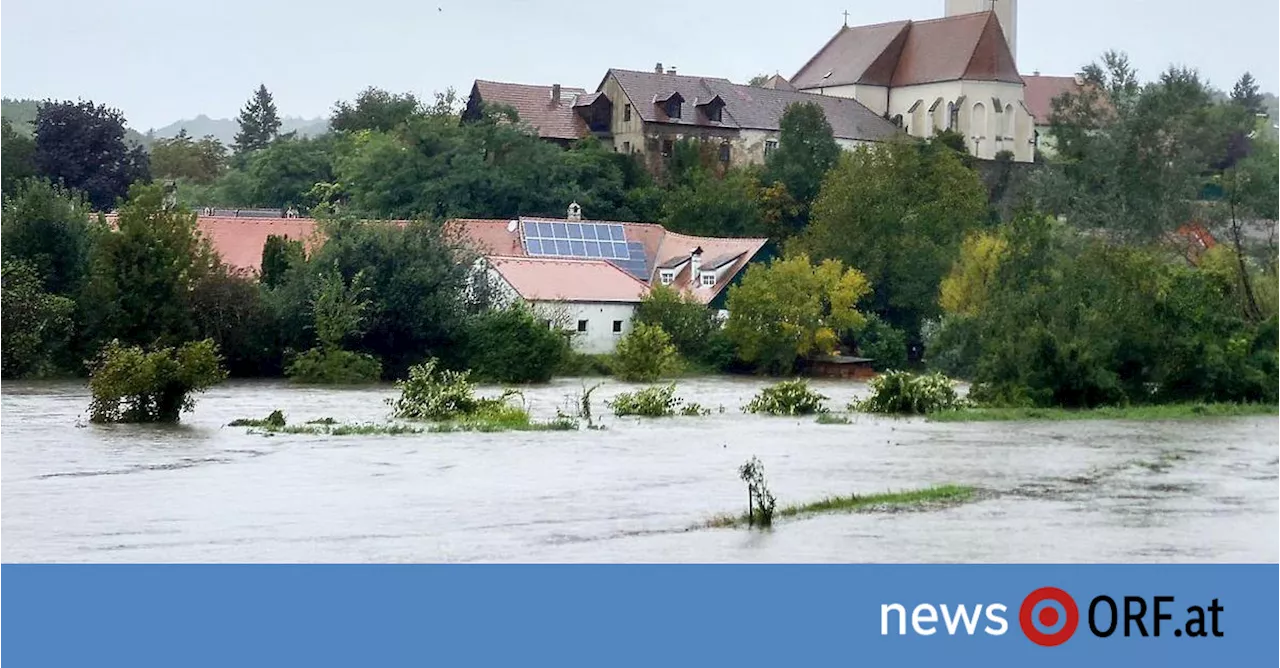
{"left": 792, "top": 12, "right": 1022, "bottom": 90}
{"left": 1022, "top": 75, "right": 1081, "bottom": 124}
{"left": 653, "top": 230, "right": 768, "bottom": 304}
{"left": 195, "top": 217, "right": 322, "bottom": 272}
{"left": 487, "top": 256, "right": 650, "bottom": 303}
{"left": 467, "top": 80, "right": 591, "bottom": 140}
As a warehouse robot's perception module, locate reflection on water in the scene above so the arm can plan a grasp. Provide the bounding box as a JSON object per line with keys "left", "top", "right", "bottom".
{"left": 2, "top": 379, "right": 1276, "bottom": 563}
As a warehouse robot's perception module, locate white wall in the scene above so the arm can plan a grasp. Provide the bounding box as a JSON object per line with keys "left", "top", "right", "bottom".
{"left": 540, "top": 301, "right": 637, "bottom": 354}
{"left": 888, "top": 80, "right": 1034, "bottom": 161}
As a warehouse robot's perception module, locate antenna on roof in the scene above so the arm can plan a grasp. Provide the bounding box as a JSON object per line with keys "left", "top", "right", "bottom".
{"left": 507, "top": 220, "right": 518, "bottom": 233}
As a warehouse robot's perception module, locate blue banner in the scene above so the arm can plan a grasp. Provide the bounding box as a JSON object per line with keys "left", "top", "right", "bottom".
{"left": 3, "top": 565, "right": 1276, "bottom": 666}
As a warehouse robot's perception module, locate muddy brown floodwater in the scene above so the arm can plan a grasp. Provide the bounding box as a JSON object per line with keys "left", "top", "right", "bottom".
{"left": 2, "top": 378, "right": 1276, "bottom": 563}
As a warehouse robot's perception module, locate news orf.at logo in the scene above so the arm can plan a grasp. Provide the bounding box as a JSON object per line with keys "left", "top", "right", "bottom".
{"left": 880, "top": 587, "right": 1224, "bottom": 645}
{"left": 1019, "top": 587, "right": 1079, "bottom": 646}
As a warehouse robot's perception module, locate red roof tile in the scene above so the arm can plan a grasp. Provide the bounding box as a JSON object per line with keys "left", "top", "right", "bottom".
{"left": 1022, "top": 75, "right": 1081, "bottom": 123}
{"left": 195, "top": 217, "right": 321, "bottom": 272}
{"left": 467, "top": 80, "right": 591, "bottom": 140}
{"left": 487, "top": 256, "right": 650, "bottom": 303}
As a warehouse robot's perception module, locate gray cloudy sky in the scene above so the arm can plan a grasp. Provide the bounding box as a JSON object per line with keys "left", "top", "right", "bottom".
{"left": 2, "top": 0, "right": 1277, "bottom": 130}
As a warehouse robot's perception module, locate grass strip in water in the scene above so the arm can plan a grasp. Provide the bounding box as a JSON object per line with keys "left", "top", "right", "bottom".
{"left": 705, "top": 484, "right": 975, "bottom": 529}
{"left": 927, "top": 402, "right": 1277, "bottom": 423}
{"left": 242, "top": 416, "right": 579, "bottom": 436}
{"left": 815, "top": 414, "right": 852, "bottom": 425}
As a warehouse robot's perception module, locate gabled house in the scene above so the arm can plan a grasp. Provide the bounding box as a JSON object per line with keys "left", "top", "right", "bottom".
{"left": 1021, "top": 73, "right": 1085, "bottom": 157}
{"left": 593, "top": 65, "right": 901, "bottom": 172}
{"left": 462, "top": 80, "right": 594, "bottom": 145}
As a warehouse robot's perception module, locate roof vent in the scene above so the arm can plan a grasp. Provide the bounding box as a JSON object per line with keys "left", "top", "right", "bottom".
{"left": 668, "top": 66, "right": 677, "bottom": 76}
{"left": 567, "top": 201, "right": 582, "bottom": 222}
{"left": 655, "top": 62, "right": 664, "bottom": 74}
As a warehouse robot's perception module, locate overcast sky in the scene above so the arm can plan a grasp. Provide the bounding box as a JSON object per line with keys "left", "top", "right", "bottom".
{"left": 2, "top": 0, "right": 1277, "bottom": 130}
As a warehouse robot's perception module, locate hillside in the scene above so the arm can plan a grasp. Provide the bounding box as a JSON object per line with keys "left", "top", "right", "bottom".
{"left": 147, "top": 115, "right": 330, "bottom": 145}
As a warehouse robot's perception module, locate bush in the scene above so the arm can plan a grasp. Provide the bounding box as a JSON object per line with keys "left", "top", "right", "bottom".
{"left": 1, "top": 260, "right": 76, "bottom": 379}
{"left": 855, "top": 371, "right": 964, "bottom": 415}
{"left": 608, "top": 383, "right": 710, "bottom": 417}
{"left": 285, "top": 347, "right": 383, "bottom": 384}
{"left": 465, "top": 305, "right": 569, "bottom": 383}
{"left": 387, "top": 358, "right": 517, "bottom": 421}
{"left": 743, "top": 379, "right": 829, "bottom": 415}
{"left": 612, "top": 323, "right": 679, "bottom": 382}
{"left": 555, "top": 352, "right": 614, "bottom": 377}
{"left": 88, "top": 339, "right": 227, "bottom": 423}
{"left": 635, "top": 285, "right": 725, "bottom": 367}
{"left": 855, "top": 313, "right": 908, "bottom": 371}
{"left": 738, "top": 456, "right": 777, "bottom": 527}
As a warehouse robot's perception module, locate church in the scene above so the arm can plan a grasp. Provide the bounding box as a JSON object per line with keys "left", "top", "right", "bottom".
{"left": 790, "top": 0, "right": 1037, "bottom": 162}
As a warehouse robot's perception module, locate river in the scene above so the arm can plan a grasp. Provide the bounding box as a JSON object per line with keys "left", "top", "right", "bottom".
{"left": 2, "top": 378, "right": 1276, "bottom": 562}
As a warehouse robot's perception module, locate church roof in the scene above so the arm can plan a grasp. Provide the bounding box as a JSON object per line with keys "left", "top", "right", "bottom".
{"left": 792, "top": 12, "right": 1022, "bottom": 90}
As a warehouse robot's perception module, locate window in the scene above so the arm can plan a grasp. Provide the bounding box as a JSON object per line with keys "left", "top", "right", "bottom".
{"left": 544, "top": 320, "right": 552, "bottom": 329}
{"left": 577, "top": 319, "right": 588, "bottom": 333}
{"left": 665, "top": 100, "right": 681, "bottom": 119}
{"left": 700, "top": 272, "right": 716, "bottom": 287}
{"left": 764, "top": 140, "right": 778, "bottom": 156}
{"left": 624, "top": 104, "right": 631, "bottom": 122}
{"left": 661, "top": 139, "right": 674, "bottom": 157}
{"left": 706, "top": 105, "right": 722, "bottom": 122}
{"left": 622, "top": 141, "right": 631, "bottom": 153}
{"left": 659, "top": 269, "right": 675, "bottom": 285}
{"left": 612, "top": 320, "right": 623, "bottom": 333}
{"left": 718, "top": 143, "right": 730, "bottom": 163}
{"left": 948, "top": 102, "right": 959, "bottom": 131}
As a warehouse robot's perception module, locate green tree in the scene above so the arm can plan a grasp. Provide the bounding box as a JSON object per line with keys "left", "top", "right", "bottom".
{"left": 661, "top": 168, "right": 768, "bottom": 237}
{"left": 612, "top": 322, "right": 679, "bottom": 382}
{"left": 1, "top": 179, "right": 95, "bottom": 296}
{"left": 241, "top": 134, "right": 336, "bottom": 209}
{"left": 798, "top": 139, "right": 987, "bottom": 341}
{"left": 724, "top": 254, "right": 871, "bottom": 374}
{"left": 1, "top": 260, "right": 76, "bottom": 378}
{"left": 331, "top": 87, "right": 423, "bottom": 133}
{"left": 33, "top": 100, "right": 150, "bottom": 210}
{"left": 81, "top": 183, "right": 212, "bottom": 349}
{"left": 1231, "top": 72, "right": 1266, "bottom": 116}
{"left": 1, "top": 118, "right": 36, "bottom": 194}
{"left": 763, "top": 102, "right": 841, "bottom": 235}
{"left": 464, "top": 304, "right": 570, "bottom": 383}
{"left": 87, "top": 339, "right": 227, "bottom": 423}
{"left": 233, "top": 84, "right": 282, "bottom": 156}
{"left": 149, "top": 130, "right": 227, "bottom": 184}
{"left": 190, "top": 267, "right": 282, "bottom": 377}
{"left": 634, "top": 285, "right": 731, "bottom": 368}
{"left": 260, "top": 234, "right": 306, "bottom": 289}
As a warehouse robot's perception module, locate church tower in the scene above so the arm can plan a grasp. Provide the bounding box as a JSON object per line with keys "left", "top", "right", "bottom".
{"left": 946, "top": 0, "right": 1016, "bottom": 61}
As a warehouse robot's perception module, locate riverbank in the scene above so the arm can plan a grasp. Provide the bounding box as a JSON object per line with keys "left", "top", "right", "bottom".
{"left": 927, "top": 402, "right": 1278, "bottom": 422}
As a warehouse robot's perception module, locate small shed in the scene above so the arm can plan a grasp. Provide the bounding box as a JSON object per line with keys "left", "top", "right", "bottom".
{"left": 804, "top": 355, "right": 877, "bottom": 381}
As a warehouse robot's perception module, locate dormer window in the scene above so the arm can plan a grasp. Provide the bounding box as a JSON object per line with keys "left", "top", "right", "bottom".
{"left": 700, "top": 272, "right": 716, "bottom": 288}
{"left": 706, "top": 105, "right": 721, "bottom": 122}
{"left": 655, "top": 92, "right": 684, "bottom": 120}
{"left": 666, "top": 99, "right": 682, "bottom": 119}
{"left": 660, "top": 270, "right": 676, "bottom": 286}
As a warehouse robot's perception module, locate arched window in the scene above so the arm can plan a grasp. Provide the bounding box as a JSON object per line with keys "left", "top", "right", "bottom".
{"left": 947, "top": 102, "right": 957, "bottom": 130}
{"left": 972, "top": 102, "right": 988, "bottom": 155}
{"left": 1004, "top": 104, "right": 1014, "bottom": 139}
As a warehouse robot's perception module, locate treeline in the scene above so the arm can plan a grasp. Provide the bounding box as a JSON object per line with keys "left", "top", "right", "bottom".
{"left": 2, "top": 53, "right": 1277, "bottom": 408}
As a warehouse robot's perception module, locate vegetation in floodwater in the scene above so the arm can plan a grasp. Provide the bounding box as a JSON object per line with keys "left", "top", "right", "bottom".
{"left": 305, "top": 417, "right": 337, "bottom": 425}
{"left": 743, "top": 379, "right": 829, "bottom": 415}
{"left": 737, "top": 456, "right": 777, "bottom": 527}
{"left": 609, "top": 383, "right": 709, "bottom": 417}
{"left": 815, "top": 413, "right": 851, "bottom": 425}
{"left": 854, "top": 370, "right": 965, "bottom": 415}
{"left": 228, "top": 409, "right": 287, "bottom": 428}
{"left": 927, "top": 403, "right": 1278, "bottom": 422}
{"left": 706, "top": 484, "right": 975, "bottom": 529}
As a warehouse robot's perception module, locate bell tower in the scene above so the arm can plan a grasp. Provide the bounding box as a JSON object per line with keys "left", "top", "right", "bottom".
{"left": 945, "top": 0, "right": 1016, "bottom": 61}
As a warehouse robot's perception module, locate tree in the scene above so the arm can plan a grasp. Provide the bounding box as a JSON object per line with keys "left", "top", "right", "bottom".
{"left": 1231, "top": 72, "right": 1266, "bottom": 116}
{"left": 724, "top": 254, "right": 871, "bottom": 374}
{"left": 660, "top": 168, "right": 769, "bottom": 237}
{"left": 1, "top": 118, "right": 36, "bottom": 194}
{"left": 612, "top": 323, "right": 680, "bottom": 382}
{"left": 260, "top": 234, "right": 306, "bottom": 289}
{"left": 331, "top": 87, "right": 423, "bottom": 133}
{"left": 241, "top": 134, "right": 336, "bottom": 208}
{"left": 149, "top": 130, "right": 227, "bottom": 184}
{"left": 32, "top": 100, "right": 149, "bottom": 210}
{"left": 284, "top": 265, "right": 383, "bottom": 384}
{"left": 81, "top": 183, "right": 213, "bottom": 349}
{"left": 635, "top": 285, "right": 724, "bottom": 365}
{"left": 747, "top": 74, "right": 771, "bottom": 87}
{"left": 1, "top": 179, "right": 95, "bottom": 296}
{"left": 763, "top": 102, "right": 841, "bottom": 236}
{"left": 464, "top": 304, "right": 570, "bottom": 383}
{"left": 233, "top": 84, "right": 282, "bottom": 155}
{"left": 938, "top": 231, "right": 1008, "bottom": 317}
{"left": 87, "top": 339, "right": 227, "bottom": 423}
{"left": 797, "top": 139, "right": 987, "bottom": 342}
{"left": 190, "top": 267, "right": 282, "bottom": 377}
{"left": 1, "top": 260, "right": 76, "bottom": 378}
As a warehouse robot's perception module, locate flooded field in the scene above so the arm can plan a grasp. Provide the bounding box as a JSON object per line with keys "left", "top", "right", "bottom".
{"left": 2, "top": 378, "right": 1276, "bottom": 563}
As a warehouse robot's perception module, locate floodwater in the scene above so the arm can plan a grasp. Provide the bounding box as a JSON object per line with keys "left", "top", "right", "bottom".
{"left": 2, "top": 379, "right": 1276, "bottom": 563}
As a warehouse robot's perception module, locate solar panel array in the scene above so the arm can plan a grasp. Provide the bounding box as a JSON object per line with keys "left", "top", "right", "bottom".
{"left": 521, "top": 220, "right": 649, "bottom": 281}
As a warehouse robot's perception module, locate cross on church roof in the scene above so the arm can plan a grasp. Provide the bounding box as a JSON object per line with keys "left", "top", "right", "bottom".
{"left": 842, "top": 10, "right": 849, "bottom": 26}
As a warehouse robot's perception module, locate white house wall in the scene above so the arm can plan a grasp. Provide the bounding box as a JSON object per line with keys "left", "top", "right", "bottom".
{"left": 540, "top": 301, "right": 637, "bottom": 354}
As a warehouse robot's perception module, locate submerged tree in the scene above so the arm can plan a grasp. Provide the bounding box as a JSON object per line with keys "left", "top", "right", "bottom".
{"left": 87, "top": 339, "right": 227, "bottom": 423}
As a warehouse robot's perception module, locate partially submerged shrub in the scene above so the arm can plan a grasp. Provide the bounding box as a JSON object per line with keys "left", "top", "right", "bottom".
{"left": 612, "top": 323, "right": 679, "bottom": 382}
{"left": 855, "top": 370, "right": 964, "bottom": 415}
{"left": 229, "top": 409, "right": 287, "bottom": 428}
{"left": 285, "top": 347, "right": 382, "bottom": 384}
{"left": 609, "top": 383, "right": 711, "bottom": 417}
{"left": 387, "top": 358, "right": 519, "bottom": 421}
{"left": 465, "top": 304, "right": 569, "bottom": 383}
{"left": 738, "top": 456, "right": 777, "bottom": 527}
{"left": 88, "top": 339, "right": 227, "bottom": 423}
{"left": 743, "top": 379, "right": 829, "bottom": 415}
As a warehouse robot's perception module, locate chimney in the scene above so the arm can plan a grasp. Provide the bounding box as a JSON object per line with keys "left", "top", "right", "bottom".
{"left": 1032, "top": 70, "right": 1041, "bottom": 76}
{"left": 1073, "top": 71, "right": 1086, "bottom": 86}
{"left": 668, "top": 66, "right": 677, "bottom": 76}
{"left": 567, "top": 201, "right": 582, "bottom": 222}
{"left": 655, "top": 62, "right": 664, "bottom": 74}
{"left": 551, "top": 84, "right": 561, "bottom": 106}
{"left": 689, "top": 246, "right": 703, "bottom": 282}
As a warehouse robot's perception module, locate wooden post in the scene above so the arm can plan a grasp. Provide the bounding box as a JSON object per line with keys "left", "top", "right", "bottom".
{"left": 747, "top": 483, "right": 754, "bottom": 526}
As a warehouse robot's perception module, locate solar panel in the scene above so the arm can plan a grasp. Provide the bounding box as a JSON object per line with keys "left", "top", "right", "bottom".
{"left": 520, "top": 220, "right": 651, "bottom": 281}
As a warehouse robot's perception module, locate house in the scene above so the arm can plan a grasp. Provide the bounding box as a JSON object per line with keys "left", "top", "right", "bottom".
{"left": 1021, "top": 73, "right": 1085, "bottom": 157}
{"left": 481, "top": 256, "right": 649, "bottom": 354}
{"left": 594, "top": 66, "right": 901, "bottom": 172}
{"left": 790, "top": 1, "right": 1036, "bottom": 162}
{"left": 461, "top": 80, "right": 595, "bottom": 145}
